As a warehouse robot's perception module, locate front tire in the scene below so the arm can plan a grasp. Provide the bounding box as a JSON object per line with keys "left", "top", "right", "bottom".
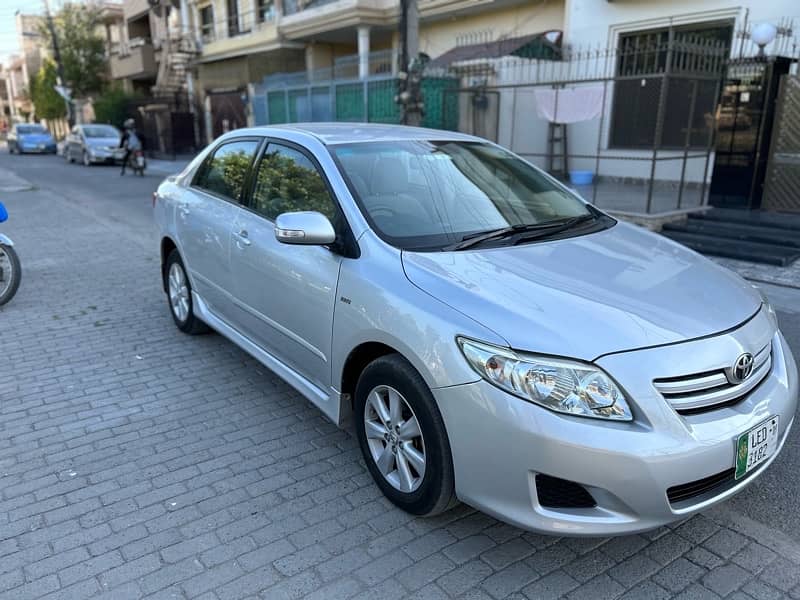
{"left": 164, "top": 249, "right": 208, "bottom": 334}
{"left": 0, "top": 244, "right": 21, "bottom": 306}
{"left": 355, "top": 354, "right": 457, "bottom": 516}
{"left": 82, "top": 151, "right": 91, "bottom": 166}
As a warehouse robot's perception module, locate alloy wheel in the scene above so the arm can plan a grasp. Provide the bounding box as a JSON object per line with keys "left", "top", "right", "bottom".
{"left": 168, "top": 262, "right": 190, "bottom": 323}
{"left": 364, "top": 385, "right": 426, "bottom": 493}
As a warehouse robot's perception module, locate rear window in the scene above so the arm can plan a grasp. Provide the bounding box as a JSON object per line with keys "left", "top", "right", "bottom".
{"left": 193, "top": 139, "right": 260, "bottom": 201}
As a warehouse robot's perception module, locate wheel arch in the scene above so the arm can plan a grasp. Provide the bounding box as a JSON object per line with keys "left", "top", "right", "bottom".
{"left": 160, "top": 236, "right": 178, "bottom": 292}
{"left": 340, "top": 342, "right": 400, "bottom": 408}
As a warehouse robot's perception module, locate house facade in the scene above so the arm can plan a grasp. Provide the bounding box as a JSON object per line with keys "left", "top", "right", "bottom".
{"left": 190, "top": 0, "right": 565, "bottom": 138}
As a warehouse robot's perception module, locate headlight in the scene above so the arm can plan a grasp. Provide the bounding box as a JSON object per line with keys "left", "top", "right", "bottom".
{"left": 457, "top": 337, "right": 633, "bottom": 421}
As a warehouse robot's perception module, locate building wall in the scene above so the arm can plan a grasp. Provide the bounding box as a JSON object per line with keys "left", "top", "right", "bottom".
{"left": 565, "top": 0, "right": 796, "bottom": 49}
{"left": 420, "top": 0, "right": 565, "bottom": 59}
{"left": 556, "top": 0, "right": 800, "bottom": 187}
{"left": 197, "top": 48, "right": 306, "bottom": 91}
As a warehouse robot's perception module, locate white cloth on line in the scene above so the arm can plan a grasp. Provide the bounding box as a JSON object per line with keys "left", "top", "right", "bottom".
{"left": 533, "top": 86, "right": 604, "bottom": 124}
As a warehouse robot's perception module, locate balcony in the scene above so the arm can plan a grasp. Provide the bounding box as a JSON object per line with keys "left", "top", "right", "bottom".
{"left": 110, "top": 39, "right": 157, "bottom": 80}
{"left": 278, "top": 0, "right": 396, "bottom": 39}
{"left": 198, "top": 6, "right": 290, "bottom": 62}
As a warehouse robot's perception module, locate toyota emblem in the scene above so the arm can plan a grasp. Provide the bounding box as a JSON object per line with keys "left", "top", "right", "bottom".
{"left": 731, "top": 353, "right": 754, "bottom": 383}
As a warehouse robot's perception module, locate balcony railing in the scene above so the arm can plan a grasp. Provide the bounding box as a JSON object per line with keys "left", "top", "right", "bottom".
{"left": 109, "top": 40, "right": 158, "bottom": 80}
{"left": 200, "top": 5, "right": 277, "bottom": 45}
{"left": 282, "top": 0, "right": 339, "bottom": 16}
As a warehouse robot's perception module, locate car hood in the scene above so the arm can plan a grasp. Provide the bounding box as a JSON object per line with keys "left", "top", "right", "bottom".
{"left": 401, "top": 221, "right": 762, "bottom": 360}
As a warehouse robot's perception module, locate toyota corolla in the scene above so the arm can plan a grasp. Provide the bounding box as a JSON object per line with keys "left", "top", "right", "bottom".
{"left": 153, "top": 124, "right": 797, "bottom": 535}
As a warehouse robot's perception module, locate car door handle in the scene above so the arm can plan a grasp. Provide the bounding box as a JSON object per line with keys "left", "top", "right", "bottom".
{"left": 235, "top": 229, "right": 251, "bottom": 246}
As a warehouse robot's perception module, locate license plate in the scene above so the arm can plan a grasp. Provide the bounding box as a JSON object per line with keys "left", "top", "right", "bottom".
{"left": 735, "top": 416, "right": 779, "bottom": 479}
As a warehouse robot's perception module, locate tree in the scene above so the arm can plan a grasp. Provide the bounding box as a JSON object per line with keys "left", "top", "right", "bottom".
{"left": 30, "top": 60, "right": 67, "bottom": 120}
{"left": 39, "top": 2, "right": 108, "bottom": 98}
{"left": 94, "top": 86, "right": 138, "bottom": 128}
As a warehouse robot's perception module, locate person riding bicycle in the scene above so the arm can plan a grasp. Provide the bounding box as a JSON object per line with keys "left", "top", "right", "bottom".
{"left": 119, "top": 118, "right": 143, "bottom": 175}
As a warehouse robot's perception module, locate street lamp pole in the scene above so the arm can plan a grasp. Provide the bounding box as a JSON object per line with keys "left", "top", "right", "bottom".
{"left": 397, "top": 0, "right": 423, "bottom": 126}
{"left": 42, "top": 0, "right": 74, "bottom": 126}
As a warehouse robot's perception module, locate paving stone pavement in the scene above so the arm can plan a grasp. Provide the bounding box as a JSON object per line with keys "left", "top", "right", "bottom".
{"left": 712, "top": 257, "right": 800, "bottom": 290}
{"left": 2, "top": 184, "right": 800, "bottom": 600}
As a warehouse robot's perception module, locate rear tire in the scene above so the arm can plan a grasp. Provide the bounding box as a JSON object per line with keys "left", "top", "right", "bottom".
{"left": 0, "top": 244, "right": 21, "bottom": 306}
{"left": 355, "top": 354, "right": 457, "bottom": 517}
{"left": 164, "top": 249, "right": 208, "bottom": 334}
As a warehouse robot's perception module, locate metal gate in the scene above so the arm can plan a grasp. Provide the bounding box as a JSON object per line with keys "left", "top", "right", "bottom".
{"left": 762, "top": 74, "right": 800, "bottom": 212}
{"left": 209, "top": 91, "right": 246, "bottom": 138}
{"left": 709, "top": 57, "right": 793, "bottom": 209}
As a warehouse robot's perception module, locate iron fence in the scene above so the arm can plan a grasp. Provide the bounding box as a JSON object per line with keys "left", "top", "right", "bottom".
{"left": 246, "top": 31, "right": 800, "bottom": 217}
{"left": 250, "top": 51, "right": 459, "bottom": 131}
{"left": 435, "top": 34, "right": 730, "bottom": 216}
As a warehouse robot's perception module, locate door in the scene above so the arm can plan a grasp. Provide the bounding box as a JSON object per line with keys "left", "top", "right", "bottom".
{"left": 229, "top": 141, "right": 343, "bottom": 390}
{"left": 710, "top": 57, "right": 792, "bottom": 209}
{"left": 209, "top": 91, "right": 247, "bottom": 138}
{"left": 175, "top": 137, "right": 260, "bottom": 321}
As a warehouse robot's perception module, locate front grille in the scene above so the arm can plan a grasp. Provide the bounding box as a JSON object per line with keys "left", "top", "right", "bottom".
{"left": 667, "top": 469, "right": 734, "bottom": 505}
{"left": 535, "top": 474, "right": 596, "bottom": 509}
{"left": 653, "top": 343, "right": 771, "bottom": 414}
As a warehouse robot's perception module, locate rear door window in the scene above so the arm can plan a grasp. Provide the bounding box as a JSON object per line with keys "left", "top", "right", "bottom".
{"left": 193, "top": 139, "right": 260, "bottom": 202}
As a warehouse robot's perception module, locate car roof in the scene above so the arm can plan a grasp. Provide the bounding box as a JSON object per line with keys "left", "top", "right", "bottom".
{"left": 226, "top": 123, "right": 483, "bottom": 146}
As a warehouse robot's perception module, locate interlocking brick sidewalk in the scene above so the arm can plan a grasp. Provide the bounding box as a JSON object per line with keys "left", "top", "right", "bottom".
{"left": 1, "top": 183, "right": 800, "bottom": 600}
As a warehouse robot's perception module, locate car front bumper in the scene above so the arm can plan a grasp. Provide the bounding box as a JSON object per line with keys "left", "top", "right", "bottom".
{"left": 87, "top": 149, "right": 125, "bottom": 163}
{"left": 21, "top": 144, "right": 57, "bottom": 153}
{"left": 435, "top": 322, "right": 798, "bottom": 536}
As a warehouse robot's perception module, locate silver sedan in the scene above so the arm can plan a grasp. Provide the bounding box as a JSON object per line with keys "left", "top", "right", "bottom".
{"left": 64, "top": 124, "right": 126, "bottom": 166}
{"left": 153, "top": 123, "right": 798, "bottom": 535}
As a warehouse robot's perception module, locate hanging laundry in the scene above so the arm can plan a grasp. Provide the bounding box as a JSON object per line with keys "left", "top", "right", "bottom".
{"left": 534, "top": 86, "right": 605, "bottom": 123}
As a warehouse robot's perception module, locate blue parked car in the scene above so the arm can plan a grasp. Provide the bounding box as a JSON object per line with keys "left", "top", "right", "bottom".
{"left": 8, "top": 123, "right": 57, "bottom": 154}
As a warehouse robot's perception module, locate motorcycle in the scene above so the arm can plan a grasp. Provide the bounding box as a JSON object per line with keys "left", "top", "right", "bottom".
{"left": 0, "top": 201, "right": 21, "bottom": 306}
{"left": 128, "top": 149, "right": 146, "bottom": 176}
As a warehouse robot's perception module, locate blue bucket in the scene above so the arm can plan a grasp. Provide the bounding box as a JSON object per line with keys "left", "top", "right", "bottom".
{"left": 0, "top": 202, "right": 7, "bottom": 223}
{"left": 569, "top": 170, "right": 594, "bottom": 186}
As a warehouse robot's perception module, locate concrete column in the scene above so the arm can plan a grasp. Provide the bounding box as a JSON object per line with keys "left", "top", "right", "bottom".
{"left": 358, "top": 25, "right": 370, "bottom": 79}
{"left": 179, "top": 0, "right": 191, "bottom": 39}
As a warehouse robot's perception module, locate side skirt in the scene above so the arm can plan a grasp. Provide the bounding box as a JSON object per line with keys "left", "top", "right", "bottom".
{"left": 191, "top": 291, "right": 345, "bottom": 426}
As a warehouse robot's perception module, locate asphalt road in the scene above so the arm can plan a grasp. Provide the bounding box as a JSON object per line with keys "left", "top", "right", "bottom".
{"left": 2, "top": 149, "right": 800, "bottom": 600}
{"left": 3, "top": 151, "right": 800, "bottom": 542}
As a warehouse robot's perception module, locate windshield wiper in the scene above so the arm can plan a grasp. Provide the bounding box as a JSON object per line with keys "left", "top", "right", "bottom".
{"left": 443, "top": 214, "right": 596, "bottom": 251}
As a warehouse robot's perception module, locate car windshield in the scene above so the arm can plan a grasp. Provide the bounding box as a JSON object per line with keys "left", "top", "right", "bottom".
{"left": 332, "top": 140, "right": 597, "bottom": 251}
{"left": 83, "top": 125, "right": 120, "bottom": 138}
{"left": 17, "top": 125, "right": 47, "bottom": 135}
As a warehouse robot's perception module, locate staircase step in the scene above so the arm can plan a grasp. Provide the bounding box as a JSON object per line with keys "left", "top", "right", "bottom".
{"left": 662, "top": 220, "right": 800, "bottom": 249}
{"left": 661, "top": 231, "right": 800, "bottom": 266}
{"left": 693, "top": 208, "right": 800, "bottom": 232}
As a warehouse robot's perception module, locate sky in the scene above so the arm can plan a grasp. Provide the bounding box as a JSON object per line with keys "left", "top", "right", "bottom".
{"left": 0, "top": 1, "right": 44, "bottom": 66}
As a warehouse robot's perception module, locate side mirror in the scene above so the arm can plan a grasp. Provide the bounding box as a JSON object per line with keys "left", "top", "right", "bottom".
{"left": 274, "top": 211, "right": 336, "bottom": 245}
